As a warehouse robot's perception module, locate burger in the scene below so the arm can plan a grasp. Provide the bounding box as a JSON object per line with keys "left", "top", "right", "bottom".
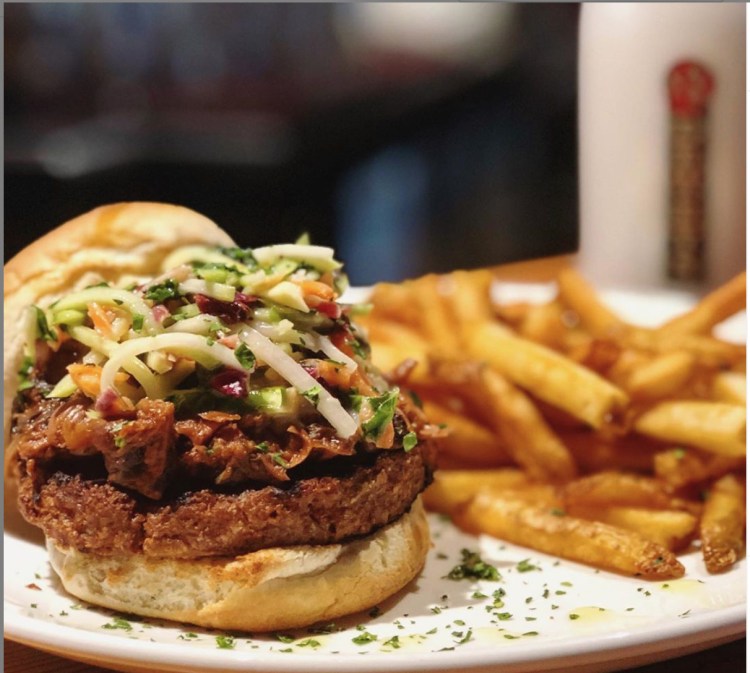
{"left": 4, "top": 202, "right": 439, "bottom": 632}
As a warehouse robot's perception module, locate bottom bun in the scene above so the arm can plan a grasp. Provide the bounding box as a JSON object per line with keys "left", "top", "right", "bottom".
{"left": 48, "top": 498, "right": 430, "bottom": 632}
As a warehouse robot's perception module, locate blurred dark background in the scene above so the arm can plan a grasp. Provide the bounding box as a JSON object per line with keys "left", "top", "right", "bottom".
{"left": 5, "top": 3, "right": 579, "bottom": 284}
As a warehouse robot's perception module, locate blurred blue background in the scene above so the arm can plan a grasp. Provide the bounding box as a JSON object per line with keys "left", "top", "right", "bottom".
{"left": 5, "top": 3, "right": 579, "bottom": 284}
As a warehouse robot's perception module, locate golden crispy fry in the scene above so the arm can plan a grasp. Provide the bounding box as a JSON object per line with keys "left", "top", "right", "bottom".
{"left": 711, "top": 371, "right": 746, "bottom": 406}
{"left": 478, "top": 368, "right": 577, "bottom": 482}
{"left": 369, "top": 342, "right": 430, "bottom": 386}
{"left": 455, "top": 491, "right": 685, "bottom": 579}
{"left": 421, "top": 400, "right": 511, "bottom": 468}
{"left": 365, "top": 282, "right": 421, "bottom": 330}
{"left": 634, "top": 401, "right": 746, "bottom": 458}
{"left": 411, "top": 274, "right": 462, "bottom": 355}
{"left": 567, "top": 505, "right": 697, "bottom": 551}
{"left": 628, "top": 328, "right": 746, "bottom": 371}
{"left": 440, "top": 269, "right": 495, "bottom": 326}
{"left": 422, "top": 469, "right": 532, "bottom": 514}
{"left": 561, "top": 433, "right": 658, "bottom": 474}
{"left": 700, "top": 474, "right": 746, "bottom": 573}
{"left": 470, "top": 321, "right": 629, "bottom": 429}
{"left": 556, "top": 268, "right": 626, "bottom": 337}
{"left": 494, "top": 301, "right": 533, "bottom": 327}
{"left": 561, "top": 471, "right": 697, "bottom": 512}
{"left": 653, "top": 448, "right": 745, "bottom": 490}
{"left": 625, "top": 351, "right": 697, "bottom": 400}
{"left": 516, "top": 301, "right": 571, "bottom": 350}
{"left": 659, "top": 271, "right": 746, "bottom": 336}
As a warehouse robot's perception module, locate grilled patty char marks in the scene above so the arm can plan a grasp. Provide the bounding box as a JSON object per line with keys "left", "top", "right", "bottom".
{"left": 16, "top": 447, "right": 434, "bottom": 558}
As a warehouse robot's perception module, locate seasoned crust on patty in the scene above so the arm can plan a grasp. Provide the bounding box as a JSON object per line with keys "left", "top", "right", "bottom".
{"left": 16, "top": 445, "right": 435, "bottom": 559}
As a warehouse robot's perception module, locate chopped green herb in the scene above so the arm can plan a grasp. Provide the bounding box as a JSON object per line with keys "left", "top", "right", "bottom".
{"left": 516, "top": 559, "right": 540, "bottom": 573}
{"left": 178, "top": 632, "right": 199, "bottom": 640}
{"left": 542, "top": 588, "right": 550, "bottom": 599}
{"left": 34, "top": 306, "right": 57, "bottom": 342}
{"left": 383, "top": 635, "right": 401, "bottom": 649}
{"left": 59, "top": 610, "right": 68, "bottom": 617}
{"left": 271, "top": 452, "right": 289, "bottom": 468}
{"left": 402, "top": 432, "right": 418, "bottom": 452}
{"left": 569, "top": 613, "right": 580, "bottom": 620}
{"left": 560, "top": 581, "right": 573, "bottom": 587}
{"left": 275, "top": 634, "right": 295, "bottom": 643}
{"left": 218, "top": 246, "right": 258, "bottom": 268}
{"left": 17, "top": 355, "right": 35, "bottom": 391}
{"left": 504, "top": 634, "right": 520, "bottom": 640}
{"left": 550, "top": 507, "right": 566, "bottom": 517}
{"left": 523, "top": 631, "right": 539, "bottom": 636}
{"left": 144, "top": 279, "right": 180, "bottom": 303}
{"left": 471, "top": 591, "right": 488, "bottom": 599}
{"left": 235, "top": 343, "right": 256, "bottom": 370}
{"left": 30, "top": 603, "right": 37, "bottom": 609}
{"left": 453, "top": 629, "right": 473, "bottom": 644}
{"left": 673, "top": 448, "right": 687, "bottom": 460}
{"left": 362, "top": 389, "right": 400, "bottom": 441}
{"left": 131, "top": 313, "right": 144, "bottom": 332}
{"left": 445, "top": 549, "right": 501, "bottom": 581}
{"left": 296, "top": 638, "right": 321, "bottom": 648}
{"left": 302, "top": 385, "right": 322, "bottom": 405}
{"left": 352, "top": 631, "right": 377, "bottom": 645}
{"left": 495, "top": 612, "right": 513, "bottom": 621}
{"left": 102, "top": 617, "right": 133, "bottom": 632}
{"left": 555, "top": 590, "right": 567, "bottom": 596}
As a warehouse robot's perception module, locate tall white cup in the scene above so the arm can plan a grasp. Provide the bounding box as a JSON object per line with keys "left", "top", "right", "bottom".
{"left": 577, "top": 3, "right": 745, "bottom": 289}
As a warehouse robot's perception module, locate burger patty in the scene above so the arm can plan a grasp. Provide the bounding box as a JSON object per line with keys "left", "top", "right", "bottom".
{"left": 16, "top": 445, "right": 434, "bottom": 559}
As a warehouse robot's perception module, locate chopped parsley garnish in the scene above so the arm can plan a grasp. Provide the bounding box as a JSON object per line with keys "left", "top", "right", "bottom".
{"left": 445, "top": 549, "right": 501, "bottom": 581}
{"left": 275, "top": 633, "right": 295, "bottom": 643}
{"left": 234, "top": 343, "right": 256, "bottom": 370}
{"left": 352, "top": 631, "right": 377, "bottom": 645}
{"left": 102, "top": 617, "right": 133, "bottom": 631}
{"left": 178, "top": 632, "right": 199, "bottom": 640}
{"left": 347, "top": 337, "right": 370, "bottom": 359}
{"left": 34, "top": 306, "right": 57, "bottom": 342}
{"left": 218, "top": 246, "right": 258, "bottom": 268}
{"left": 131, "top": 313, "right": 145, "bottom": 332}
{"left": 516, "top": 559, "right": 540, "bottom": 573}
{"left": 569, "top": 613, "right": 580, "bottom": 620}
{"left": 296, "top": 638, "right": 321, "bottom": 648}
{"left": 302, "top": 385, "right": 322, "bottom": 405}
{"left": 17, "top": 355, "right": 35, "bottom": 391}
{"left": 256, "top": 441, "right": 270, "bottom": 454}
{"left": 271, "top": 452, "right": 289, "bottom": 468}
{"left": 453, "top": 629, "right": 473, "bottom": 644}
{"left": 144, "top": 279, "right": 180, "bottom": 303}
{"left": 402, "top": 432, "right": 418, "bottom": 452}
{"left": 383, "top": 635, "right": 401, "bottom": 649}
{"left": 216, "top": 635, "right": 236, "bottom": 649}
{"left": 362, "top": 389, "right": 399, "bottom": 441}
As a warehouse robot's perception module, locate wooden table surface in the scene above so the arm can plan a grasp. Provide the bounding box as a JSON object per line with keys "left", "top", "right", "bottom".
{"left": 5, "top": 256, "right": 744, "bottom": 672}
{"left": 4, "top": 637, "right": 746, "bottom": 673}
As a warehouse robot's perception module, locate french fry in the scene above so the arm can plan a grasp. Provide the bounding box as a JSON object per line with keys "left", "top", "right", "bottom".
{"left": 625, "top": 351, "right": 697, "bottom": 400}
{"left": 369, "top": 342, "right": 431, "bottom": 385}
{"left": 561, "top": 472, "right": 683, "bottom": 511}
{"left": 421, "top": 400, "right": 511, "bottom": 468}
{"left": 628, "top": 328, "right": 746, "bottom": 371}
{"left": 422, "top": 469, "right": 532, "bottom": 514}
{"left": 654, "top": 448, "right": 745, "bottom": 490}
{"left": 711, "top": 371, "right": 746, "bottom": 406}
{"left": 411, "top": 274, "right": 462, "bottom": 355}
{"left": 477, "top": 368, "right": 577, "bottom": 482}
{"left": 561, "top": 433, "right": 658, "bottom": 474}
{"left": 470, "top": 321, "right": 629, "bottom": 429}
{"left": 366, "top": 282, "right": 422, "bottom": 329}
{"left": 567, "top": 505, "right": 697, "bottom": 551}
{"left": 517, "top": 301, "right": 571, "bottom": 350}
{"left": 634, "top": 401, "right": 746, "bottom": 458}
{"left": 455, "top": 491, "right": 685, "bottom": 579}
{"left": 556, "top": 267, "right": 626, "bottom": 337}
{"left": 700, "top": 474, "right": 746, "bottom": 573}
{"left": 659, "top": 271, "right": 746, "bottom": 336}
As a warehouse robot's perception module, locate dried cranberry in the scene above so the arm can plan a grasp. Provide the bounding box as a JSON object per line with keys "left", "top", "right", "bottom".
{"left": 194, "top": 294, "right": 251, "bottom": 324}
{"left": 210, "top": 369, "right": 248, "bottom": 398}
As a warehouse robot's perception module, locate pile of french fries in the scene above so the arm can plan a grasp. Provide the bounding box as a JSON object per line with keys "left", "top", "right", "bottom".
{"left": 357, "top": 268, "right": 746, "bottom": 580}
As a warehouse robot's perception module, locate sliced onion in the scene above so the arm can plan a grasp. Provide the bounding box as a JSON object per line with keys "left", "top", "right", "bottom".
{"left": 240, "top": 327, "right": 358, "bottom": 438}
{"left": 52, "top": 287, "right": 159, "bottom": 334}
{"left": 305, "top": 333, "right": 357, "bottom": 373}
{"left": 179, "top": 279, "right": 236, "bottom": 302}
{"left": 99, "top": 333, "right": 244, "bottom": 400}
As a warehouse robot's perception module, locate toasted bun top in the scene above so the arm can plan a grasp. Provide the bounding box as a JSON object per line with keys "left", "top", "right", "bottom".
{"left": 4, "top": 202, "right": 235, "bottom": 452}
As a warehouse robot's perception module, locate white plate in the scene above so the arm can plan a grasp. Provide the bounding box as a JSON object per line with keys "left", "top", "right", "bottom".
{"left": 5, "top": 286, "right": 746, "bottom": 673}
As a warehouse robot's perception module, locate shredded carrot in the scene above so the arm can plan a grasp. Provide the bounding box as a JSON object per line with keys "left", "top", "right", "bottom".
{"left": 87, "top": 302, "right": 115, "bottom": 339}
{"left": 67, "top": 364, "right": 128, "bottom": 398}
{"left": 300, "top": 280, "right": 335, "bottom": 302}
{"left": 315, "top": 360, "right": 353, "bottom": 389}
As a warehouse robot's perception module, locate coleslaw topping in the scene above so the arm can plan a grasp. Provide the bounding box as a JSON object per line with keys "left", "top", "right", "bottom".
{"left": 20, "top": 242, "right": 400, "bottom": 444}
